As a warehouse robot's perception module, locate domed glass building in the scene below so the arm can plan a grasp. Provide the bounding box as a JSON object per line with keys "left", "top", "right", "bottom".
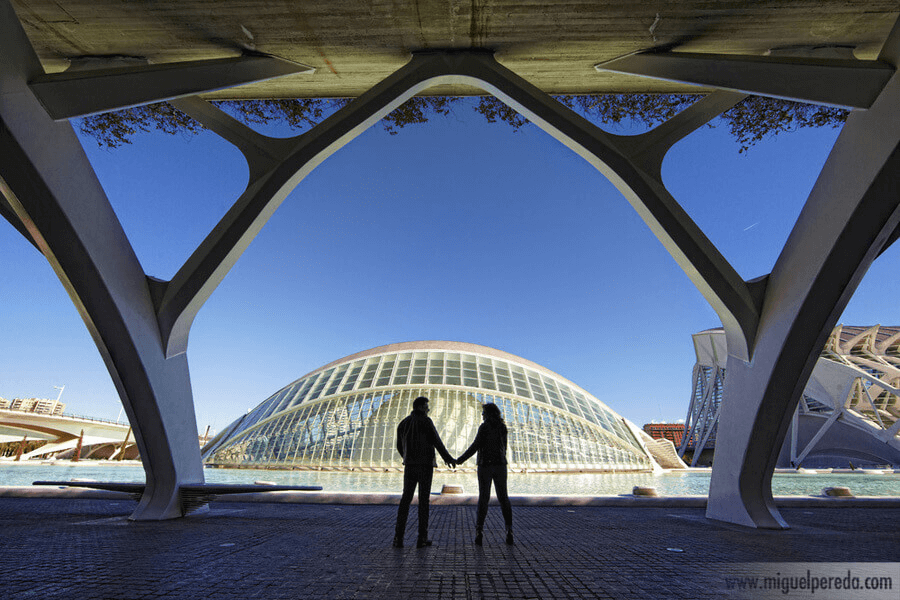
{"left": 202, "top": 342, "right": 655, "bottom": 472}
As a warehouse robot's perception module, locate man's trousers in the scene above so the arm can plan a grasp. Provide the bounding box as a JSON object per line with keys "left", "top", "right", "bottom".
{"left": 395, "top": 464, "right": 434, "bottom": 540}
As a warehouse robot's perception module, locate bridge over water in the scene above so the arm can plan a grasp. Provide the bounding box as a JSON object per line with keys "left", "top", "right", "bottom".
{"left": 0, "top": 408, "right": 134, "bottom": 460}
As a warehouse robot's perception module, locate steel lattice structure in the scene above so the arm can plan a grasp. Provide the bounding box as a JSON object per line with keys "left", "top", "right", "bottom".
{"left": 682, "top": 327, "right": 900, "bottom": 468}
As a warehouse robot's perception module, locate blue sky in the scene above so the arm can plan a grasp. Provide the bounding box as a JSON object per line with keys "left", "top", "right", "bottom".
{"left": 2, "top": 99, "right": 898, "bottom": 433}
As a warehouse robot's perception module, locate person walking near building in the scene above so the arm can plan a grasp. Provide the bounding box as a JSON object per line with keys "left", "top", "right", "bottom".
{"left": 456, "top": 402, "right": 514, "bottom": 545}
{"left": 393, "top": 396, "right": 456, "bottom": 548}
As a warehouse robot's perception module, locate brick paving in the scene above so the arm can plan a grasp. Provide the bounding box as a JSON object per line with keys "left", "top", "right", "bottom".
{"left": 0, "top": 498, "right": 897, "bottom": 599}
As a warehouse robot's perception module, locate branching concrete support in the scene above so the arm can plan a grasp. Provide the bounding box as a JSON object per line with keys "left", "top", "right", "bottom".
{"left": 596, "top": 51, "right": 893, "bottom": 109}
{"left": 710, "top": 72, "right": 900, "bottom": 528}
{"left": 30, "top": 53, "right": 312, "bottom": 120}
{"left": 599, "top": 18, "right": 900, "bottom": 528}
{"left": 0, "top": 26, "right": 764, "bottom": 518}
{"left": 0, "top": 3, "right": 203, "bottom": 520}
{"left": 178, "top": 66, "right": 749, "bottom": 381}
{"left": 157, "top": 52, "right": 753, "bottom": 368}
{"left": 0, "top": 1, "right": 308, "bottom": 520}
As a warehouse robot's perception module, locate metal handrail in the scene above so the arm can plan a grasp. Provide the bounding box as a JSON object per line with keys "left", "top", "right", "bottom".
{"left": 0, "top": 407, "right": 127, "bottom": 427}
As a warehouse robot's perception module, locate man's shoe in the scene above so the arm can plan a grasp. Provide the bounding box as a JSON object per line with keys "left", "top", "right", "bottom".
{"left": 505, "top": 530, "right": 514, "bottom": 545}
{"left": 474, "top": 531, "right": 483, "bottom": 546}
{"left": 392, "top": 536, "right": 403, "bottom": 548}
{"left": 416, "top": 538, "right": 433, "bottom": 548}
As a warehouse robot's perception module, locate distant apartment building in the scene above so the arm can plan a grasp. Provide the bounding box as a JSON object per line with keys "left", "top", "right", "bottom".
{"left": 643, "top": 422, "right": 685, "bottom": 448}
{"left": 0, "top": 397, "right": 9, "bottom": 409}
{"left": 7, "top": 397, "right": 66, "bottom": 416}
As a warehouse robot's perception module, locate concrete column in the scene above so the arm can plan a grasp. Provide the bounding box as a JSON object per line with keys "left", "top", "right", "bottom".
{"left": 14, "top": 436, "right": 27, "bottom": 461}
{"left": 0, "top": 0, "right": 313, "bottom": 519}
{"left": 595, "top": 17, "right": 900, "bottom": 528}
{"left": 0, "top": 2, "right": 199, "bottom": 519}
{"left": 72, "top": 430, "right": 84, "bottom": 462}
{"left": 708, "top": 68, "right": 900, "bottom": 528}
{"left": 116, "top": 427, "right": 133, "bottom": 462}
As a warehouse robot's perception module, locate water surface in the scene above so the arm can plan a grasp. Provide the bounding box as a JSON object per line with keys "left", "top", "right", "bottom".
{"left": 2, "top": 463, "right": 898, "bottom": 497}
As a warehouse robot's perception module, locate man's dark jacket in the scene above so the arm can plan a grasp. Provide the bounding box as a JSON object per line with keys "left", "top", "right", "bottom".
{"left": 396, "top": 410, "right": 454, "bottom": 467}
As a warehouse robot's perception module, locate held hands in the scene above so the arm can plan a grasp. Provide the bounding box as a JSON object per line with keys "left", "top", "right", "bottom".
{"left": 443, "top": 455, "right": 469, "bottom": 469}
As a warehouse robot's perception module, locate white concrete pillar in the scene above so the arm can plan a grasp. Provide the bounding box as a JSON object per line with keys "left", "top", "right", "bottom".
{"left": 0, "top": 3, "right": 204, "bottom": 519}
{"left": 0, "top": 1, "right": 305, "bottom": 519}
{"left": 595, "top": 17, "right": 900, "bottom": 528}
{"left": 708, "top": 66, "right": 900, "bottom": 528}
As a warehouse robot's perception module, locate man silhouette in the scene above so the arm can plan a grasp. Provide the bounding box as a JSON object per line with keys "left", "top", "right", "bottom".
{"left": 393, "top": 396, "right": 455, "bottom": 548}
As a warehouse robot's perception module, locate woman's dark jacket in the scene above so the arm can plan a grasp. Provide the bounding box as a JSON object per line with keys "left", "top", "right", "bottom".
{"left": 458, "top": 421, "right": 508, "bottom": 466}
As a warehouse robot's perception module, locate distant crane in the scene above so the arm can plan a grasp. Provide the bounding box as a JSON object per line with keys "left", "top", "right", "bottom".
{"left": 53, "top": 385, "right": 64, "bottom": 403}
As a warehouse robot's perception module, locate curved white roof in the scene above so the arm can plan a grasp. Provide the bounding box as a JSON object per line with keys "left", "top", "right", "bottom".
{"left": 301, "top": 340, "right": 591, "bottom": 398}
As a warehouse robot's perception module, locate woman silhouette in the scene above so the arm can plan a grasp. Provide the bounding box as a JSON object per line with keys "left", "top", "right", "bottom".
{"left": 456, "top": 402, "right": 514, "bottom": 545}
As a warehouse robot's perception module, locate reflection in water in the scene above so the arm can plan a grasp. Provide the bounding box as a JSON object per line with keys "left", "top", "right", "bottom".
{"left": 1, "top": 463, "right": 899, "bottom": 496}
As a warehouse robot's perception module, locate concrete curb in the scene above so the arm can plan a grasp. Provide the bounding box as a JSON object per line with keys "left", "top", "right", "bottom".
{"left": 0, "top": 486, "right": 135, "bottom": 500}
{"left": 2, "top": 486, "right": 899, "bottom": 508}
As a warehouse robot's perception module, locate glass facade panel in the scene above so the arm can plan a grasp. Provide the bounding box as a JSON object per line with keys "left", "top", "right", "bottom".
{"left": 494, "top": 362, "right": 514, "bottom": 394}
{"left": 257, "top": 392, "right": 285, "bottom": 423}
{"left": 428, "top": 353, "right": 444, "bottom": 384}
{"left": 462, "top": 356, "right": 478, "bottom": 387}
{"left": 478, "top": 358, "right": 496, "bottom": 390}
{"left": 358, "top": 359, "right": 381, "bottom": 389}
{"left": 325, "top": 365, "right": 349, "bottom": 396}
{"left": 376, "top": 357, "right": 395, "bottom": 387}
{"left": 288, "top": 377, "right": 316, "bottom": 409}
{"left": 510, "top": 366, "right": 531, "bottom": 398}
{"left": 528, "top": 374, "right": 548, "bottom": 404}
{"left": 571, "top": 391, "right": 595, "bottom": 425}
{"left": 410, "top": 353, "right": 428, "bottom": 384}
{"left": 307, "top": 369, "right": 335, "bottom": 402}
{"left": 270, "top": 384, "right": 297, "bottom": 415}
{"left": 558, "top": 385, "right": 582, "bottom": 420}
{"left": 445, "top": 353, "right": 462, "bottom": 386}
{"left": 392, "top": 354, "right": 411, "bottom": 385}
{"left": 341, "top": 361, "right": 365, "bottom": 392}
{"left": 543, "top": 377, "right": 566, "bottom": 411}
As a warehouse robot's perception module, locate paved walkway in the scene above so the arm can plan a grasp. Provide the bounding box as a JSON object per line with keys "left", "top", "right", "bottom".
{"left": 0, "top": 497, "right": 898, "bottom": 599}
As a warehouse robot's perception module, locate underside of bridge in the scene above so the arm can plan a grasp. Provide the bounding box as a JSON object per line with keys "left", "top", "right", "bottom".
{"left": 15, "top": 1, "right": 897, "bottom": 98}
{"left": 1, "top": 1, "right": 898, "bottom": 526}
{"left": 0, "top": 409, "right": 136, "bottom": 460}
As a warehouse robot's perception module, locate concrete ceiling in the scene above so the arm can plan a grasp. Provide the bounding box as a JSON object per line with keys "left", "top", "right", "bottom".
{"left": 11, "top": 1, "right": 899, "bottom": 99}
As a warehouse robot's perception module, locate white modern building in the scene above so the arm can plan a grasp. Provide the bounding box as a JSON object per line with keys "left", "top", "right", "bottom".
{"left": 203, "top": 341, "right": 657, "bottom": 472}
{"left": 683, "top": 326, "right": 900, "bottom": 468}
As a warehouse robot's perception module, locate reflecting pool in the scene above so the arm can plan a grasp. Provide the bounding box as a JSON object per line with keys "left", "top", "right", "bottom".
{"left": 1, "top": 463, "right": 898, "bottom": 497}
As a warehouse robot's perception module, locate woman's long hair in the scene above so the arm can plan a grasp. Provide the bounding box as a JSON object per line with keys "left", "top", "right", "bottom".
{"left": 482, "top": 402, "right": 507, "bottom": 434}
